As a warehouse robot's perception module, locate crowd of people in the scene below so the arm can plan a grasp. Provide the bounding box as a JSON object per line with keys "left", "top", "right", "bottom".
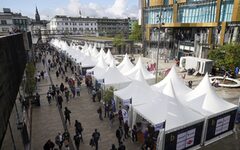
{"left": 35, "top": 43, "right": 144, "bottom": 150}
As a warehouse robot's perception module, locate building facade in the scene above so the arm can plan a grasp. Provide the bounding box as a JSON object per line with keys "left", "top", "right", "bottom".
{"left": 141, "top": 0, "right": 240, "bottom": 59}
{"left": 48, "top": 15, "right": 129, "bottom": 37}
{"left": 0, "top": 8, "right": 28, "bottom": 35}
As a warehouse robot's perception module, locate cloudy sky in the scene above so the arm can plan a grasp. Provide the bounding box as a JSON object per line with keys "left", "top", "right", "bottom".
{"left": 1, "top": 0, "right": 139, "bottom": 20}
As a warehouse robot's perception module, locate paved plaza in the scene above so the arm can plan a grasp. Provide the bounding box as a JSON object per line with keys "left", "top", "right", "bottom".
{"left": 30, "top": 54, "right": 240, "bottom": 150}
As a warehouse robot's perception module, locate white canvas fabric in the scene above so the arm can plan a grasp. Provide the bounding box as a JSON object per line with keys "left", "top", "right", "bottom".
{"left": 114, "top": 71, "right": 158, "bottom": 106}
{"left": 117, "top": 53, "right": 134, "bottom": 74}
{"left": 134, "top": 80, "right": 204, "bottom": 132}
{"left": 125, "top": 57, "right": 155, "bottom": 84}
{"left": 179, "top": 74, "right": 237, "bottom": 117}
{"left": 87, "top": 56, "right": 108, "bottom": 78}
{"left": 152, "top": 66, "right": 191, "bottom": 95}
{"left": 98, "top": 66, "right": 131, "bottom": 89}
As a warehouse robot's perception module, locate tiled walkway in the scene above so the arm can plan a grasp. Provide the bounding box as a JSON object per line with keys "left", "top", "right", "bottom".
{"left": 31, "top": 55, "right": 141, "bottom": 150}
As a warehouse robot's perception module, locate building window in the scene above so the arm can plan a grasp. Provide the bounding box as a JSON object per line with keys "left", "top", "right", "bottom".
{"left": 1, "top": 20, "right": 7, "bottom": 25}
{"left": 65, "top": 22, "right": 68, "bottom": 25}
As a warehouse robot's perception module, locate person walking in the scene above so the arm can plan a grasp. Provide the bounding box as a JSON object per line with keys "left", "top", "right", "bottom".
{"left": 43, "top": 139, "right": 55, "bottom": 150}
{"left": 55, "top": 132, "right": 63, "bottom": 150}
{"left": 118, "top": 142, "right": 126, "bottom": 150}
{"left": 92, "top": 129, "right": 100, "bottom": 150}
{"left": 73, "top": 132, "right": 81, "bottom": 150}
{"left": 124, "top": 121, "right": 129, "bottom": 139}
{"left": 75, "top": 120, "right": 84, "bottom": 143}
{"left": 60, "top": 83, "right": 65, "bottom": 93}
{"left": 109, "top": 111, "right": 114, "bottom": 127}
{"left": 57, "top": 94, "right": 63, "bottom": 109}
{"left": 65, "top": 88, "right": 70, "bottom": 102}
{"left": 97, "top": 106, "right": 103, "bottom": 120}
{"left": 35, "top": 92, "right": 40, "bottom": 106}
{"left": 116, "top": 126, "right": 123, "bottom": 145}
{"left": 47, "top": 91, "right": 52, "bottom": 104}
{"left": 131, "top": 125, "right": 138, "bottom": 142}
{"left": 110, "top": 144, "right": 117, "bottom": 150}
{"left": 64, "top": 107, "right": 71, "bottom": 125}
{"left": 62, "top": 130, "right": 70, "bottom": 150}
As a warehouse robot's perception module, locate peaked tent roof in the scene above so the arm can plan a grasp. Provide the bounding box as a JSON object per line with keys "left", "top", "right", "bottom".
{"left": 96, "top": 48, "right": 106, "bottom": 59}
{"left": 134, "top": 80, "right": 204, "bottom": 132}
{"left": 114, "top": 71, "right": 159, "bottom": 106}
{"left": 98, "top": 66, "right": 131, "bottom": 85}
{"left": 87, "top": 56, "right": 108, "bottom": 78}
{"left": 179, "top": 74, "right": 237, "bottom": 116}
{"left": 79, "top": 55, "right": 97, "bottom": 68}
{"left": 117, "top": 54, "right": 134, "bottom": 74}
{"left": 90, "top": 45, "right": 99, "bottom": 58}
{"left": 125, "top": 57, "right": 155, "bottom": 80}
{"left": 105, "top": 49, "right": 118, "bottom": 65}
{"left": 152, "top": 66, "right": 191, "bottom": 95}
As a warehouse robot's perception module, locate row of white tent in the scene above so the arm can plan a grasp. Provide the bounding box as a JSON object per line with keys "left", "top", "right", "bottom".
{"left": 113, "top": 66, "right": 237, "bottom": 150}
{"left": 50, "top": 39, "right": 155, "bottom": 88}
{"left": 50, "top": 39, "right": 237, "bottom": 149}
{"left": 50, "top": 39, "right": 118, "bottom": 68}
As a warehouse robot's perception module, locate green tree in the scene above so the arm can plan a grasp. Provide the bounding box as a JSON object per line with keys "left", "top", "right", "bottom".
{"left": 208, "top": 43, "right": 240, "bottom": 70}
{"left": 103, "top": 87, "right": 114, "bottom": 103}
{"left": 129, "top": 22, "right": 142, "bottom": 42}
{"left": 25, "top": 63, "right": 36, "bottom": 96}
{"left": 113, "top": 34, "right": 125, "bottom": 53}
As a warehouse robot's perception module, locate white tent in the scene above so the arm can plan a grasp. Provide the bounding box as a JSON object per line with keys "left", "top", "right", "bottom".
{"left": 125, "top": 57, "right": 155, "bottom": 85}
{"left": 96, "top": 48, "right": 106, "bottom": 59}
{"left": 177, "top": 74, "right": 237, "bottom": 145}
{"left": 134, "top": 80, "right": 204, "bottom": 132}
{"left": 117, "top": 53, "right": 134, "bottom": 74}
{"left": 152, "top": 66, "right": 191, "bottom": 95}
{"left": 87, "top": 56, "right": 108, "bottom": 78}
{"left": 114, "top": 70, "right": 159, "bottom": 107}
{"left": 104, "top": 49, "right": 118, "bottom": 65}
{"left": 97, "top": 66, "right": 131, "bottom": 89}
{"left": 181, "top": 74, "right": 237, "bottom": 117}
{"left": 90, "top": 45, "right": 99, "bottom": 58}
{"left": 78, "top": 55, "right": 97, "bottom": 68}
{"left": 133, "top": 80, "right": 205, "bottom": 150}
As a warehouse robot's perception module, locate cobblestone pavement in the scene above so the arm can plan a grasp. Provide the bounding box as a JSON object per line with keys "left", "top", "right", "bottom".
{"left": 31, "top": 55, "right": 240, "bottom": 150}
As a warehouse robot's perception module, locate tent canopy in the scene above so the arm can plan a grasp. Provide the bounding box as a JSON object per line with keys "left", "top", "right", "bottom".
{"left": 152, "top": 66, "right": 191, "bottom": 95}
{"left": 98, "top": 65, "right": 130, "bottom": 86}
{"left": 117, "top": 53, "right": 134, "bottom": 74}
{"left": 87, "top": 56, "right": 108, "bottom": 78}
{"left": 125, "top": 57, "right": 155, "bottom": 80}
{"left": 114, "top": 71, "right": 157, "bottom": 106}
{"left": 179, "top": 74, "right": 237, "bottom": 116}
{"left": 134, "top": 80, "right": 204, "bottom": 132}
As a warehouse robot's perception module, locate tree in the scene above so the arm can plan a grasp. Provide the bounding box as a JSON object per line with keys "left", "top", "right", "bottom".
{"left": 103, "top": 87, "right": 114, "bottom": 103}
{"left": 208, "top": 43, "right": 240, "bottom": 71}
{"left": 129, "top": 22, "right": 142, "bottom": 42}
{"left": 113, "top": 34, "right": 125, "bottom": 54}
{"left": 25, "top": 63, "right": 36, "bottom": 96}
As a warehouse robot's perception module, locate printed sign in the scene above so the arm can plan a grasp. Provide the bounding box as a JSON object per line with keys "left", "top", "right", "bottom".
{"left": 215, "top": 115, "right": 230, "bottom": 135}
{"left": 176, "top": 128, "right": 196, "bottom": 150}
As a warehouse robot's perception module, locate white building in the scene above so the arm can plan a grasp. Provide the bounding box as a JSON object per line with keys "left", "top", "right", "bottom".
{"left": 48, "top": 15, "right": 130, "bottom": 37}
{"left": 0, "top": 8, "right": 28, "bottom": 35}
{"left": 49, "top": 15, "right": 98, "bottom": 36}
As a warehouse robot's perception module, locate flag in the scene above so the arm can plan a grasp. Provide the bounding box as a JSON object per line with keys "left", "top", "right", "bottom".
{"left": 155, "top": 121, "right": 166, "bottom": 131}
{"left": 122, "top": 108, "right": 128, "bottom": 123}
{"left": 79, "top": 10, "right": 82, "bottom": 16}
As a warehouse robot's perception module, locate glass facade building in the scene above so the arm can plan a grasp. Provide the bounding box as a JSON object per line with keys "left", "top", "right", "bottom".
{"left": 142, "top": 0, "right": 240, "bottom": 59}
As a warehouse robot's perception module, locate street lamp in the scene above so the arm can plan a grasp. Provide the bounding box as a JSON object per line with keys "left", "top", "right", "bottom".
{"left": 155, "top": 8, "right": 166, "bottom": 83}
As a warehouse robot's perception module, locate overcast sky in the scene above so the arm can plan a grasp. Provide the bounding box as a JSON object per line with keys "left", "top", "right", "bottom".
{"left": 1, "top": 0, "right": 139, "bottom": 20}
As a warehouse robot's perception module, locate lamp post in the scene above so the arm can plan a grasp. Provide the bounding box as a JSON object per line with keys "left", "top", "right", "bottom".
{"left": 155, "top": 8, "right": 165, "bottom": 83}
